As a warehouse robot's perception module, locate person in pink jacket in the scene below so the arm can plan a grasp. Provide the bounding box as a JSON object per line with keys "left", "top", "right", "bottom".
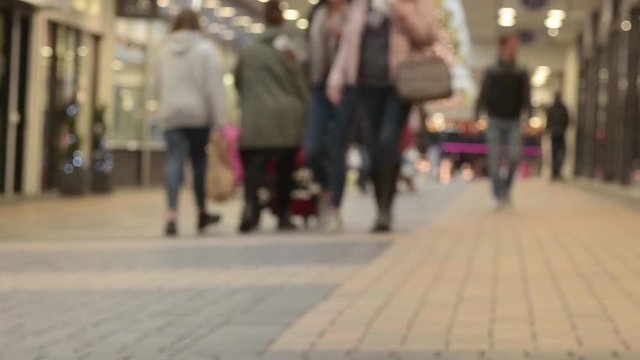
{"left": 327, "top": 0, "right": 439, "bottom": 232}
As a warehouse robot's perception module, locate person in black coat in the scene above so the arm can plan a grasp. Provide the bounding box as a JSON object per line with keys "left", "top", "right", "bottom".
{"left": 545, "top": 92, "right": 570, "bottom": 180}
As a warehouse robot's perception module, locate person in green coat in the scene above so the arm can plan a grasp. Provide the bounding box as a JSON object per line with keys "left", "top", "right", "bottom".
{"left": 235, "top": 0, "right": 308, "bottom": 233}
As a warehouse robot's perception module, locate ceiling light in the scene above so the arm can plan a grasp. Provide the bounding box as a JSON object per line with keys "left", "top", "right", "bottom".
{"left": 309, "top": 0, "right": 319, "bottom": 4}
{"left": 283, "top": 9, "right": 300, "bottom": 20}
{"left": 548, "top": 28, "right": 559, "bottom": 37}
{"left": 216, "top": 6, "right": 236, "bottom": 18}
{"left": 547, "top": 9, "right": 566, "bottom": 20}
{"left": 157, "top": 0, "right": 170, "bottom": 8}
{"left": 528, "top": 117, "right": 544, "bottom": 129}
{"left": 498, "top": 7, "right": 516, "bottom": 18}
{"left": 204, "top": 0, "right": 220, "bottom": 8}
{"left": 535, "top": 66, "right": 551, "bottom": 75}
{"left": 545, "top": 17, "right": 563, "bottom": 29}
{"left": 232, "top": 16, "right": 252, "bottom": 27}
{"left": 296, "top": 18, "right": 309, "bottom": 30}
{"left": 621, "top": 20, "right": 632, "bottom": 32}
{"left": 498, "top": 17, "right": 516, "bottom": 27}
{"left": 249, "top": 23, "right": 265, "bottom": 33}
{"left": 258, "top": 0, "right": 269, "bottom": 3}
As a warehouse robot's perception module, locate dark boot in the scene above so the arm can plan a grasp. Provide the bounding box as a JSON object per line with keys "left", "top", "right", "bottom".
{"left": 165, "top": 221, "right": 178, "bottom": 237}
{"left": 198, "top": 212, "right": 221, "bottom": 233}
{"left": 278, "top": 215, "right": 297, "bottom": 232}
{"left": 372, "top": 166, "right": 399, "bottom": 233}
{"left": 239, "top": 203, "right": 260, "bottom": 233}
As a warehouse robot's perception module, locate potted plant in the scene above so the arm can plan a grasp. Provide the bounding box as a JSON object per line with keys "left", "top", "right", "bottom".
{"left": 58, "top": 101, "right": 87, "bottom": 196}
{"left": 90, "top": 106, "right": 114, "bottom": 193}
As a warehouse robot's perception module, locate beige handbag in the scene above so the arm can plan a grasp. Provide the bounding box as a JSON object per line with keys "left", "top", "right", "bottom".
{"left": 206, "top": 133, "right": 236, "bottom": 202}
{"left": 396, "top": 57, "right": 453, "bottom": 103}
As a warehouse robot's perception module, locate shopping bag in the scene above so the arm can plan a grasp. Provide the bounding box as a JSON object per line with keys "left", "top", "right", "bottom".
{"left": 206, "top": 132, "right": 236, "bottom": 202}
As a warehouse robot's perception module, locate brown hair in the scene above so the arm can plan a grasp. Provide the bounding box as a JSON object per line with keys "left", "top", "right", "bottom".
{"left": 171, "top": 8, "right": 202, "bottom": 32}
{"left": 264, "top": 0, "right": 284, "bottom": 26}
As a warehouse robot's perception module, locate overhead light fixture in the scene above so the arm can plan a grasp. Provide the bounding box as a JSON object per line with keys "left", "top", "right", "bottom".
{"left": 528, "top": 116, "right": 544, "bottom": 129}
{"left": 204, "top": 0, "right": 219, "bottom": 8}
{"left": 536, "top": 66, "right": 551, "bottom": 76}
{"left": 547, "top": 9, "right": 566, "bottom": 20}
{"left": 249, "top": 23, "right": 265, "bottom": 34}
{"left": 283, "top": 9, "right": 300, "bottom": 20}
{"left": 545, "top": 17, "right": 563, "bottom": 29}
{"left": 545, "top": 9, "right": 565, "bottom": 30}
{"left": 498, "top": 7, "right": 516, "bottom": 18}
{"left": 232, "top": 16, "right": 252, "bottom": 27}
{"left": 296, "top": 18, "right": 309, "bottom": 30}
{"left": 258, "top": 0, "right": 269, "bottom": 3}
{"left": 157, "top": 0, "right": 170, "bottom": 8}
{"left": 498, "top": 17, "right": 516, "bottom": 27}
{"left": 548, "top": 28, "right": 559, "bottom": 37}
{"left": 216, "top": 6, "right": 236, "bottom": 18}
{"left": 309, "top": 0, "right": 319, "bottom": 4}
{"left": 621, "top": 20, "right": 632, "bottom": 32}
{"left": 498, "top": 7, "right": 516, "bottom": 27}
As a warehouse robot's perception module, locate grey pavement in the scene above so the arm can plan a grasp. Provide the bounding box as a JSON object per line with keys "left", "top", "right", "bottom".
{"left": 1, "top": 180, "right": 640, "bottom": 360}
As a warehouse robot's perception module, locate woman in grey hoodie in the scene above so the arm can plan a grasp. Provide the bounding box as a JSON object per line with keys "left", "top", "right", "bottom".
{"left": 155, "top": 9, "right": 226, "bottom": 236}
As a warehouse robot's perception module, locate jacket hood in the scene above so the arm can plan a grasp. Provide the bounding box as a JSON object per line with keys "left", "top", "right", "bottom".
{"left": 165, "top": 30, "right": 203, "bottom": 55}
{"left": 258, "top": 26, "right": 288, "bottom": 43}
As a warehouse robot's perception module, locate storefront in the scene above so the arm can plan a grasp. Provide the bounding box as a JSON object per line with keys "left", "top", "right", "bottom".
{"left": 575, "top": 0, "right": 640, "bottom": 186}
{"left": 0, "top": 0, "right": 32, "bottom": 196}
{"left": 12, "top": 0, "right": 115, "bottom": 196}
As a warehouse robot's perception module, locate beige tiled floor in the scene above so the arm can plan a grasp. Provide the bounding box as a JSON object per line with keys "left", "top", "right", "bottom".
{"left": 1, "top": 181, "right": 639, "bottom": 359}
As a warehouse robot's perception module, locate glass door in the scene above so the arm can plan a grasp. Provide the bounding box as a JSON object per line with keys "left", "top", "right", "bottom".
{"left": 41, "top": 23, "right": 99, "bottom": 191}
{"left": 0, "top": 5, "right": 30, "bottom": 196}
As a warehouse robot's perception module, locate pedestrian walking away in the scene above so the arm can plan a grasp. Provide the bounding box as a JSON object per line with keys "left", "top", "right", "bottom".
{"left": 304, "top": 0, "right": 357, "bottom": 233}
{"left": 546, "top": 92, "right": 570, "bottom": 181}
{"left": 235, "top": 0, "right": 309, "bottom": 233}
{"left": 327, "top": 0, "right": 440, "bottom": 232}
{"left": 474, "top": 33, "right": 532, "bottom": 209}
{"left": 153, "top": 8, "right": 226, "bottom": 237}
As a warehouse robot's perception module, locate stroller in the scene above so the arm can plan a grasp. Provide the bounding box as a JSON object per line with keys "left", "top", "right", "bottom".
{"left": 261, "top": 150, "right": 320, "bottom": 227}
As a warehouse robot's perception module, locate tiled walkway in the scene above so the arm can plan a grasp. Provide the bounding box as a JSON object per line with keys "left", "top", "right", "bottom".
{"left": 1, "top": 181, "right": 639, "bottom": 360}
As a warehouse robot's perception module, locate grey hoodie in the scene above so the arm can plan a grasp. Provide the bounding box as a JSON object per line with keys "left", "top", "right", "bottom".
{"left": 154, "top": 30, "right": 225, "bottom": 130}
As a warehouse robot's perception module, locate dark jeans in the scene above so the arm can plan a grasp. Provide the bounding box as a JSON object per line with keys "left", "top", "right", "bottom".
{"left": 165, "top": 127, "right": 210, "bottom": 212}
{"left": 241, "top": 148, "right": 297, "bottom": 219}
{"left": 359, "top": 86, "right": 411, "bottom": 213}
{"left": 551, "top": 134, "right": 566, "bottom": 178}
{"left": 487, "top": 118, "right": 522, "bottom": 200}
{"left": 304, "top": 86, "right": 358, "bottom": 208}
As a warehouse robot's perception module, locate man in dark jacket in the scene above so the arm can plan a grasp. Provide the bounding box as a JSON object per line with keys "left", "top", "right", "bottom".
{"left": 546, "top": 92, "right": 570, "bottom": 180}
{"left": 475, "top": 34, "right": 531, "bottom": 208}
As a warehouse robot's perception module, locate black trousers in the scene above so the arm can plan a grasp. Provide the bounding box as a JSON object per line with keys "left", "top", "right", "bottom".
{"left": 241, "top": 148, "right": 297, "bottom": 219}
{"left": 551, "top": 134, "right": 566, "bottom": 178}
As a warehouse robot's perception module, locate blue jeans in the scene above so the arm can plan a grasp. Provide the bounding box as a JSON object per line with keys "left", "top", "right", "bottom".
{"left": 165, "top": 127, "right": 210, "bottom": 212}
{"left": 304, "top": 86, "right": 358, "bottom": 207}
{"left": 487, "top": 118, "right": 522, "bottom": 200}
{"left": 359, "top": 86, "right": 411, "bottom": 212}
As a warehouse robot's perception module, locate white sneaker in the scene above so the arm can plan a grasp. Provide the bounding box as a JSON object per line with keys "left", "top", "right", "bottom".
{"left": 317, "top": 192, "right": 331, "bottom": 229}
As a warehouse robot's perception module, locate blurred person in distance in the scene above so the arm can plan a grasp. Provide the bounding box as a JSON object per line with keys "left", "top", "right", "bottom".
{"left": 474, "top": 34, "right": 532, "bottom": 210}
{"left": 154, "top": 8, "right": 225, "bottom": 237}
{"left": 304, "top": 0, "right": 355, "bottom": 233}
{"left": 235, "top": 0, "right": 308, "bottom": 233}
{"left": 545, "top": 91, "right": 570, "bottom": 181}
{"left": 326, "top": 0, "right": 440, "bottom": 232}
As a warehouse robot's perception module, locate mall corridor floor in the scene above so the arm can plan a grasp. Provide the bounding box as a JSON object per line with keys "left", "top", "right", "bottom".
{"left": 0, "top": 181, "right": 639, "bottom": 360}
